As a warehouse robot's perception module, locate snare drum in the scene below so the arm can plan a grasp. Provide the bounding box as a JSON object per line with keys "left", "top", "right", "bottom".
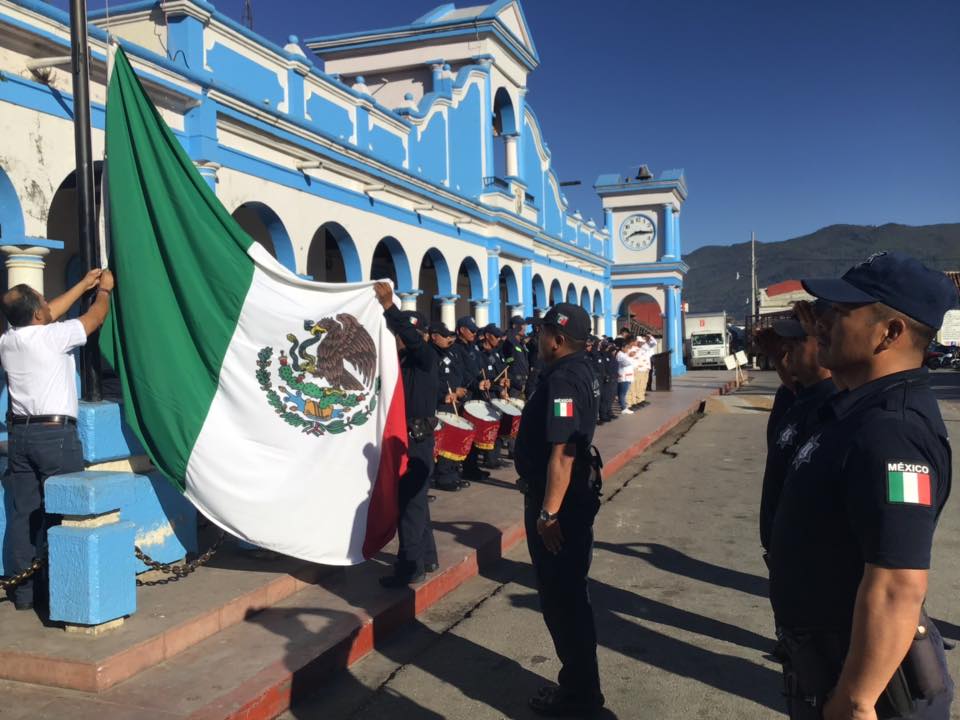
{"left": 464, "top": 400, "right": 502, "bottom": 451}
{"left": 491, "top": 398, "right": 522, "bottom": 439}
{"left": 434, "top": 412, "right": 476, "bottom": 462}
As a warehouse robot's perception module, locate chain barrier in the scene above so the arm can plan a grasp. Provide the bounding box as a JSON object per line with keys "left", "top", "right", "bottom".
{"left": 134, "top": 531, "right": 225, "bottom": 587}
{"left": 0, "top": 557, "right": 44, "bottom": 590}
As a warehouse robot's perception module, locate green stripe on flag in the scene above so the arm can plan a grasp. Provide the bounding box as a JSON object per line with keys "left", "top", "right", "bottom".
{"left": 99, "top": 48, "right": 256, "bottom": 489}
{"left": 887, "top": 471, "right": 905, "bottom": 503}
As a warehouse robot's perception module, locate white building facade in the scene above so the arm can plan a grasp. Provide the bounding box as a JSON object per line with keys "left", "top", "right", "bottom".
{"left": 0, "top": 0, "right": 688, "bottom": 373}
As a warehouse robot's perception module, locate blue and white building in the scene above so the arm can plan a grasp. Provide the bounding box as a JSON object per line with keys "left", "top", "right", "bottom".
{"left": 0, "top": 0, "right": 688, "bottom": 376}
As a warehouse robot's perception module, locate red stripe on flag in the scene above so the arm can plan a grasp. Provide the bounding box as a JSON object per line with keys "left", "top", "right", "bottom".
{"left": 362, "top": 380, "right": 408, "bottom": 559}
{"left": 917, "top": 473, "right": 932, "bottom": 507}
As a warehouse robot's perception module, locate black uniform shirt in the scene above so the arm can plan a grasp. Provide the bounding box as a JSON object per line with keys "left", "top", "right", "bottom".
{"left": 514, "top": 351, "right": 599, "bottom": 501}
{"left": 759, "top": 377, "right": 837, "bottom": 550}
{"left": 453, "top": 339, "right": 483, "bottom": 396}
{"left": 434, "top": 344, "right": 465, "bottom": 409}
{"left": 767, "top": 384, "right": 797, "bottom": 450}
{"left": 769, "top": 368, "right": 951, "bottom": 632}
{"left": 383, "top": 305, "right": 438, "bottom": 421}
{"left": 503, "top": 332, "right": 530, "bottom": 394}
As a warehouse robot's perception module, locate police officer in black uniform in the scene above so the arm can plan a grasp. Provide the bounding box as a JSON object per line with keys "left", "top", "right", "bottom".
{"left": 759, "top": 314, "right": 837, "bottom": 555}
{"left": 514, "top": 303, "right": 604, "bottom": 716}
{"left": 503, "top": 315, "right": 530, "bottom": 399}
{"left": 598, "top": 338, "right": 618, "bottom": 424}
{"left": 525, "top": 317, "right": 544, "bottom": 397}
{"left": 479, "top": 324, "right": 510, "bottom": 469}
{"left": 374, "top": 283, "right": 439, "bottom": 587}
{"left": 430, "top": 321, "right": 470, "bottom": 492}
{"left": 455, "top": 316, "right": 494, "bottom": 482}
{"left": 769, "top": 253, "right": 958, "bottom": 720}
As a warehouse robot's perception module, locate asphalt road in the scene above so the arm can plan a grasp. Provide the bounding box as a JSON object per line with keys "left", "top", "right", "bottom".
{"left": 284, "top": 369, "right": 960, "bottom": 720}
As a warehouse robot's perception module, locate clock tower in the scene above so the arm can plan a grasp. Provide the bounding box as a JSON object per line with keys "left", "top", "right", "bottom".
{"left": 594, "top": 166, "right": 688, "bottom": 376}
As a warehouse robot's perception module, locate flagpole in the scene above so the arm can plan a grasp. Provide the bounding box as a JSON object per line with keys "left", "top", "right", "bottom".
{"left": 70, "top": 0, "right": 103, "bottom": 402}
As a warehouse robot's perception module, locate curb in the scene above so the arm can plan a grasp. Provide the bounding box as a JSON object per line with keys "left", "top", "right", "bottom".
{"left": 195, "top": 376, "right": 746, "bottom": 720}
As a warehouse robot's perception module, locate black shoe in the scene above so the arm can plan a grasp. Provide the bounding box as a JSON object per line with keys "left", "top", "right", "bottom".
{"left": 13, "top": 600, "right": 34, "bottom": 611}
{"left": 379, "top": 572, "right": 425, "bottom": 588}
{"left": 427, "top": 494, "right": 437, "bottom": 502}
{"left": 435, "top": 481, "right": 462, "bottom": 492}
{"left": 461, "top": 469, "right": 489, "bottom": 481}
{"left": 529, "top": 687, "right": 604, "bottom": 717}
{"left": 425, "top": 562, "right": 440, "bottom": 573}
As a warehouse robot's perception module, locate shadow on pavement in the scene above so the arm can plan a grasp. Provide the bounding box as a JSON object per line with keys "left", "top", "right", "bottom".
{"left": 594, "top": 541, "right": 769, "bottom": 599}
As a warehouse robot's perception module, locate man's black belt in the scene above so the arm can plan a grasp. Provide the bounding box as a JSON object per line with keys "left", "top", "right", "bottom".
{"left": 9, "top": 415, "right": 77, "bottom": 426}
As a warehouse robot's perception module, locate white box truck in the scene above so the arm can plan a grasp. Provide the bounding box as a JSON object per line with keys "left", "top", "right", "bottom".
{"left": 684, "top": 312, "right": 730, "bottom": 369}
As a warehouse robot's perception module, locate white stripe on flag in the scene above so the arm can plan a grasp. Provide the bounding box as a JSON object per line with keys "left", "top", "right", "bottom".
{"left": 902, "top": 472, "right": 920, "bottom": 503}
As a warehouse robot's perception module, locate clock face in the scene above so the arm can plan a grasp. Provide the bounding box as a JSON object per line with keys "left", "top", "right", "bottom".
{"left": 620, "top": 214, "right": 656, "bottom": 251}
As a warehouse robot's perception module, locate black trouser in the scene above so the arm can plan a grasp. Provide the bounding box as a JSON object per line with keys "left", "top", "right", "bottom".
{"left": 395, "top": 436, "right": 438, "bottom": 578}
{"left": 4, "top": 423, "right": 84, "bottom": 605}
{"left": 600, "top": 380, "right": 616, "bottom": 421}
{"left": 433, "top": 456, "right": 461, "bottom": 489}
{"left": 524, "top": 493, "right": 602, "bottom": 700}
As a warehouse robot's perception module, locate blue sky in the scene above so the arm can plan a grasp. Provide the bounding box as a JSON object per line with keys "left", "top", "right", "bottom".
{"left": 62, "top": 0, "right": 959, "bottom": 251}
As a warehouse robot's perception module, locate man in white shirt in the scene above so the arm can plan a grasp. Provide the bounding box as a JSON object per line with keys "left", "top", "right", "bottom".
{"left": 627, "top": 335, "right": 657, "bottom": 409}
{"left": 1, "top": 268, "right": 113, "bottom": 610}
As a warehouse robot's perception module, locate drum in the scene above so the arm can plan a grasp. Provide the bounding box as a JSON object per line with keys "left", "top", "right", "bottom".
{"left": 434, "top": 412, "right": 476, "bottom": 462}
{"left": 491, "top": 398, "right": 522, "bottom": 439}
{"left": 464, "top": 400, "right": 503, "bottom": 451}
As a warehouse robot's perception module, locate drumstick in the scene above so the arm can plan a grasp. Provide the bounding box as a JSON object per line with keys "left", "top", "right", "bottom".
{"left": 480, "top": 368, "right": 491, "bottom": 399}
{"left": 447, "top": 384, "right": 459, "bottom": 417}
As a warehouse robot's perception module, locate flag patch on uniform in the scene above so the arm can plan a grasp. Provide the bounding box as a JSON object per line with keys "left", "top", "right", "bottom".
{"left": 553, "top": 398, "right": 574, "bottom": 417}
{"left": 886, "top": 462, "right": 932, "bottom": 506}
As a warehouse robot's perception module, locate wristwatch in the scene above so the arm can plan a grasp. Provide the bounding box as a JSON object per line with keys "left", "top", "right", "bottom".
{"left": 538, "top": 509, "right": 557, "bottom": 523}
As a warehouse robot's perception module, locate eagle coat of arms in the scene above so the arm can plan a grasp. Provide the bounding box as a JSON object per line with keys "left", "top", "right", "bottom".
{"left": 255, "top": 314, "right": 380, "bottom": 436}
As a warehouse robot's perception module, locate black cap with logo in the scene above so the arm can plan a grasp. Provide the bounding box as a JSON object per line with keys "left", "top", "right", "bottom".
{"left": 428, "top": 321, "right": 455, "bottom": 337}
{"left": 400, "top": 310, "right": 428, "bottom": 329}
{"left": 541, "top": 303, "right": 591, "bottom": 342}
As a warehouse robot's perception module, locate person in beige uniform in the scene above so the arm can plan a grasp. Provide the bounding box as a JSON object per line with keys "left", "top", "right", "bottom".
{"left": 0, "top": 268, "right": 113, "bottom": 611}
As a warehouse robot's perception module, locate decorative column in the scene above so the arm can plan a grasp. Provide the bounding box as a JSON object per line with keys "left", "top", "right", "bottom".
{"left": 661, "top": 204, "right": 675, "bottom": 260}
{"left": 665, "top": 286, "right": 686, "bottom": 376}
{"left": 2, "top": 245, "right": 50, "bottom": 294}
{"left": 508, "top": 304, "right": 525, "bottom": 323}
{"left": 194, "top": 161, "right": 220, "bottom": 193}
{"left": 673, "top": 209, "right": 682, "bottom": 258}
{"left": 398, "top": 290, "right": 421, "bottom": 311}
{"left": 473, "top": 298, "right": 490, "bottom": 327}
{"left": 521, "top": 259, "right": 534, "bottom": 318}
{"left": 604, "top": 285, "right": 614, "bottom": 336}
{"left": 504, "top": 135, "right": 520, "bottom": 178}
{"left": 604, "top": 208, "right": 615, "bottom": 261}
{"left": 486, "top": 247, "right": 501, "bottom": 326}
{"left": 438, "top": 295, "right": 458, "bottom": 329}
{"left": 429, "top": 61, "right": 444, "bottom": 93}
{"left": 593, "top": 315, "right": 602, "bottom": 336}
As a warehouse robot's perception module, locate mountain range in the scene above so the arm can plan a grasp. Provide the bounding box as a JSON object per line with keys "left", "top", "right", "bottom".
{"left": 681, "top": 223, "right": 960, "bottom": 320}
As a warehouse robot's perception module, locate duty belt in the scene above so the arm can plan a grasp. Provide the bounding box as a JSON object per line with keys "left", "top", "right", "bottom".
{"left": 10, "top": 414, "right": 77, "bottom": 426}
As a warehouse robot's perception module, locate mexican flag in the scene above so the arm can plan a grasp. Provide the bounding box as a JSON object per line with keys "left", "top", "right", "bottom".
{"left": 99, "top": 48, "right": 406, "bottom": 564}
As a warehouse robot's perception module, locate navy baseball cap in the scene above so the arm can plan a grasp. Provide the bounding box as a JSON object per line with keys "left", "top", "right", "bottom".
{"left": 509, "top": 315, "right": 526, "bottom": 327}
{"left": 400, "top": 310, "right": 427, "bottom": 329}
{"left": 542, "top": 303, "right": 591, "bottom": 342}
{"left": 456, "top": 316, "right": 478, "bottom": 332}
{"left": 428, "top": 321, "right": 455, "bottom": 337}
{"left": 772, "top": 319, "right": 806, "bottom": 339}
{"left": 482, "top": 324, "right": 504, "bottom": 338}
{"left": 524, "top": 316, "right": 542, "bottom": 326}
{"left": 802, "top": 252, "right": 960, "bottom": 330}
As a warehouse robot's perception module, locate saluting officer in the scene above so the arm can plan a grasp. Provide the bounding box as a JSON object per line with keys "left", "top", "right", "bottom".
{"left": 759, "top": 314, "right": 836, "bottom": 555}
{"left": 374, "top": 283, "right": 439, "bottom": 587}
{"left": 0, "top": 269, "right": 114, "bottom": 611}
{"left": 430, "top": 321, "right": 469, "bottom": 492}
{"left": 514, "top": 303, "right": 605, "bottom": 716}
{"left": 769, "top": 253, "right": 958, "bottom": 720}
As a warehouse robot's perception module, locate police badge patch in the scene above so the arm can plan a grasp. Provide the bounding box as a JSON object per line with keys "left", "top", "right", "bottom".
{"left": 777, "top": 423, "right": 798, "bottom": 449}
{"left": 792, "top": 433, "right": 821, "bottom": 469}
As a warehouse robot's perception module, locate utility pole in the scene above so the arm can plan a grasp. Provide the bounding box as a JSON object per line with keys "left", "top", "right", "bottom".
{"left": 750, "top": 231, "right": 759, "bottom": 369}
{"left": 69, "top": 0, "right": 102, "bottom": 402}
{"left": 241, "top": 0, "right": 253, "bottom": 30}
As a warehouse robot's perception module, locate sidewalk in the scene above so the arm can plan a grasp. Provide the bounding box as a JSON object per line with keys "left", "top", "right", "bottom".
{"left": 0, "top": 370, "right": 743, "bottom": 720}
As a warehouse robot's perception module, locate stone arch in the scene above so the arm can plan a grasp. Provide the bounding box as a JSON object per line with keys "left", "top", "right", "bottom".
{"left": 45, "top": 161, "right": 104, "bottom": 298}
{"left": 231, "top": 201, "right": 296, "bottom": 273}
{"left": 416, "top": 247, "right": 453, "bottom": 322}
{"left": 565, "top": 283, "right": 577, "bottom": 304}
{"left": 456, "top": 256, "right": 483, "bottom": 320}
{"left": 617, "top": 291, "right": 663, "bottom": 335}
{"left": 492, "top": 86, "right": 518, "bottom": 180}
{"left": 306, "top": 221, "right": 362, "bottom": 282}
{"left": 531, "top": 273, "right": 547, "bottom": 311}
{"left": 593, "top": 289, "right": 603, "bottom": 316}
{"left": 498, "top": 264, "right": 520, "bottom": 327}
{"left": 549, "top": 279, "right": 563, "bottom": 305}
{"left": 371, "top": 236, "right": 413, "bottom": 290}
{"left": 579, "top": 287, "right": 591, "bottom": 312}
